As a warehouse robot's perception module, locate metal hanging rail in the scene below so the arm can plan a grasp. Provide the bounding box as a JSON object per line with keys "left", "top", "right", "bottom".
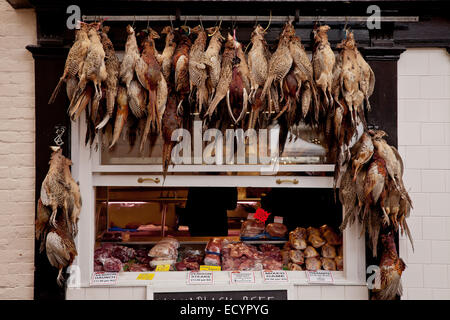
{"left": 82, "top": 15, "right": 419, "bottom": 23}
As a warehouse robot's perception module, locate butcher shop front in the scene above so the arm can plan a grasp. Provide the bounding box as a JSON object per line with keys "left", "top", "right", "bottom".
{"left": 23, "top": 0, "right": 450, "bottom": 300}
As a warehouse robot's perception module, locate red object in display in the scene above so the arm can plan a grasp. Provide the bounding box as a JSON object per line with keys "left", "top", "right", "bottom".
{"left": 254, "top": 208, "right": 271, "bottom": 223}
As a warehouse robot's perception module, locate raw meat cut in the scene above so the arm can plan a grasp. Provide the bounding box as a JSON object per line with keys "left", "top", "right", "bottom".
{"left": 204, "top": 254, "right": 221, "bottom": 266}
{"left": 289, "top": 250, "right": 305, "bottom": 264}
{"left": 305, "top": 257, "right": 322, "bottom": 271}
{"left": 205, "top": 238, "right": 226, "bottom": 254}
{"left": 308, "top": 233, "right": 326, "bottom": 248}
{"left": 94, "top": 263, "right": 104, "bottom": 271}
{"left": 149, "top": 238, "right": 179, "bottom": 259}
{"left": 262, "top": 257, "right": 283, "bottom": 270}
{"left": 158, "top": 237, "right": 180, "bottom": 249}
{"left": 321, "top": 243, "right": 337, "bottom": 258}
{"left": 266, "top": 223, "right": 288, "bottom": 238}
{"left": 280, "top": 249, "right": 290, "bottom": 264}
{"left": 103, "top": 257, "right": 123, "bottom": 272}
{"left": 240, "top": 219, "right": 265, "bottom": 237}
{"left": 288, "top": 263, "right": 303, "bottom": 271}
{"left": 307, "top": 227, "right": 321, "bottom": 238}
{"left": 304, "top": 246, "right": 319, "bottom": 258}
{"left": 321, "top": 257, "right": 337, "bottom": 271}
{"left": 289, "top": 227, "right": 307, "bottom": 250}
{"left": 112, "top": 246, "right": 136, "bottom": 262}
{"left": 320, "top": 225, "right": 342, "bottom": 245}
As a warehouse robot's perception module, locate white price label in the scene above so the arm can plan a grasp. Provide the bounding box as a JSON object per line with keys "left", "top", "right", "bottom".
{"left": 187, "top": 271, "right": 214, "bottom": 285}
{"left": 306, "top": 270, "right": 334, "bottom": 284}
{"left": 90, "top": 272, "right": 118, "bottom": 285}
{"left": 274, "top": 216, "right": 284, "bottom": 224}
{"left": 262, "top": 270, "right": 288, "bottom": 283}
{"left": 230, "top": 271, "right": 255, "bottom": 284}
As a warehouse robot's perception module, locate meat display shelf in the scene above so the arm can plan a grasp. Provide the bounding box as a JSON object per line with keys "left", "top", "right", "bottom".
{"left": 99, "top": 236, "right": 287, "bottom": 245}
{"left": 99, "top": 236, "right": 240, "bottom": 245}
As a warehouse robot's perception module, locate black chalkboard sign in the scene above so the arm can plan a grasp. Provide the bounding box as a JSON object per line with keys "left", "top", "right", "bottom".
{"left": 154, "top": 290, "right": 287, "bottom": 300}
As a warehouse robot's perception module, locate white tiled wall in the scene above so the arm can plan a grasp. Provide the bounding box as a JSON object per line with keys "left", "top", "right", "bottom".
{"left": 398, "top": 48, "right": 450, "bottom": 300}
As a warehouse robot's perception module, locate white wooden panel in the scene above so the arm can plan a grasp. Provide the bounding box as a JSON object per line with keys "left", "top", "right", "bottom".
{"left": 91, "top": 164, "right": 335, "bottom": 173}
{"left": 93, "top": 174, "right": 333, "bottom": 188}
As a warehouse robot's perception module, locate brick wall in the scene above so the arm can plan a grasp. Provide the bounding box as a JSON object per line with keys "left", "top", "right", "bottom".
{"left": 0, "top": 2, "right": 36, "bottom": 300}
{"left": 398, "top": 48, "right": 450, "bottom": 300}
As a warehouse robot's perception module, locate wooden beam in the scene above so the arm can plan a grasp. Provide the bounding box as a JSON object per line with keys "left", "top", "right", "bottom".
{"left": 6, "top": 0, "right": 32, "bottom": 9}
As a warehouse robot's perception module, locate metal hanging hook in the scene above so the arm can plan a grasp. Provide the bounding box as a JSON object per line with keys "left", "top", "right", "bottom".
{"left": 169, "top": 15, "right": 173, "bottom": 29}
{"left": 132, "top": 15, "right": 136, "bottom": 28}
{"left": 146, "top": 15, "right": 150, "bottom": 30}
{"left": 54, "top": 125, "right": 66, "bottom": 147}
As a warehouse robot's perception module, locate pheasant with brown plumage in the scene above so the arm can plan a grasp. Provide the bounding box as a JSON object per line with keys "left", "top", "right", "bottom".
{"left": 261, "top": 22, "right": 294, "bottom": 114}
{"left": 312, "top": 25, "right": 335, "bottom": 111}
{"left": 69, "top": 23, "right": 107, "bottom": 125}
{"left": 189, "top": 26, "right": 208, "bottom": 114}
{"left": 204, "top": 33, "right": 235, "bottom": 121}
{"left": 96, "top": 26, "right": 120, "bottom": 130}
{"left": 203, "top": 25, "right": 224, "bottom": 103}
{"left": 49, "top": 22, "right": 91, "bottom": 104}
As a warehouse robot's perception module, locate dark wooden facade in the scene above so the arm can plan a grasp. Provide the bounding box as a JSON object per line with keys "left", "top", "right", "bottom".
{"left": 20, "top": 0, "right": 449, "bottom": 299}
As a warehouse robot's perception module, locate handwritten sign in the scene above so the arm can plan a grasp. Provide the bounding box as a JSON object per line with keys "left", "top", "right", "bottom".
{"left": 262, "top": 270, "right": 288, "bottom": 283}
{"left": 187, "top": 271, "right": 214, "bottom": 285}
{"left": 136, "top": 273, "right": 155, "bottom": 280}
{"left": 230, "top": 271, "right": 255, "bottom": 284}
{"left": 155, "top": 264, "right": 171, "bottom": 272}
{"left": 200, "top": 265, "right": 221, "bottom": 271}
{"left": 306, "top": 270, "right": 334, "bottom": 284}
{"left": 90, "top": 272, "right": 118, "bottom": 285}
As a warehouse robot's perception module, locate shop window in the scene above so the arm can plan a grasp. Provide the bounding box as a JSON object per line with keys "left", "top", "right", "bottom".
{"left": 93, "top": 186, "right": 344, "bottom": 272}
{"left": 71, "top": 112, "right": 365, "bottom": 287}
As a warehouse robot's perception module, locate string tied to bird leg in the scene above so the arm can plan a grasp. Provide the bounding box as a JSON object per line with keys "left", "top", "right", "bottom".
{"left": 199, "top": 15, "right": 204, "bottom": 30}
{"left": 343, "top": 16, "right": 349, "bottom": 38}
{"left": 263, "top": 10, "right": 272, "bottom": 32}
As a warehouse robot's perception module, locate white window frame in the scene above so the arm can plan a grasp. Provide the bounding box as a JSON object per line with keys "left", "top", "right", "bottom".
{"left": 70, "top": 114, "right": 366, "bottom": 288}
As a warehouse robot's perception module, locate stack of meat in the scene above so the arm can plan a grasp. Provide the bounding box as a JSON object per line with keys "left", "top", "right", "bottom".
{"left": 94, "top": 243, "right": 138, "bottom": 272}
{"left": 222, "top": 242, "right": 282, "bottom": 271}
{"left": 260, "top": 244, "right": 284, "bottom": 270}
{"left": 204, "top": 238, "right": 227, "bottom": 266}
{"left": 148, "top": 237, "right": 180, "bottom": 270}
{"left": 240, "top": 217, "right": 265, "bottom": 239}
{"left": 175, "top": 248, "right": 204, "bottom": 271}
{"left": 282, "top": 225, "right": 343, "bottom": 271}
{"left": 265, "top": 222, "right": 288, "bottom": 239}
